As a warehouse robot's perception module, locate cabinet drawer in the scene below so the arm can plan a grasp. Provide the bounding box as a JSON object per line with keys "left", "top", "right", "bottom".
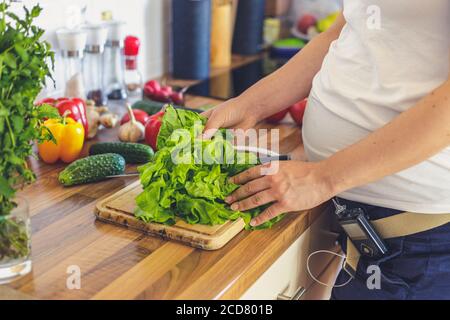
{"left": 301, "top": 254, "right": 342, "bottom": 300}
{"left": 240, "top": 204, "right": 338, "bottom": 300}
{"left": 240, "top": 228, "right": 310, "bottom": 300}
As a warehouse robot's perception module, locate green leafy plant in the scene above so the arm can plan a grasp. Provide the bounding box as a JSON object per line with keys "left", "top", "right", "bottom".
{"left": 0, "top": 1, "right": 58, "bottom": 216}
{"left": 0, "top": 1, "right": 58, "bottom": 261}
{"left": 136, "top": 106, "right": 283, "bottom": 230}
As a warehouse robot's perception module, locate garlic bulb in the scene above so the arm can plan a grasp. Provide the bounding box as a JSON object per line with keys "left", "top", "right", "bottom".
{"left": 118, "top": 103, "right": 145, "bottom": 142}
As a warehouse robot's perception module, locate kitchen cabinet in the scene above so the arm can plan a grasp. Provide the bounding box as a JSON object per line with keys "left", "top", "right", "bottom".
{"left": 240, "top": 204, "right": 340, "bottom": 300}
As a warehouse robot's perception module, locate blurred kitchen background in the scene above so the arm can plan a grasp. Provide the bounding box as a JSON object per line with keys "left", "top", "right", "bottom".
{"left": 8, "top": 0, "right": 342, "bottom": 101}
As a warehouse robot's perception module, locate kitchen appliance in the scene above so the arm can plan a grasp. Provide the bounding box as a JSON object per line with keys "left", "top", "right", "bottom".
{"left": 103, "top": 20, "right": 127, "bottom": 100}
{"left": 82, "top": 23, "right": 108, "bottom": 106}
{"left": 56, "top": 28, "right": 87, "bottom": 98}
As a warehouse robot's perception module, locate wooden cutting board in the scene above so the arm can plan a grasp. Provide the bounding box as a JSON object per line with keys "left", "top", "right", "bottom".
{"left": 95, "top": 181, "right": 245, "bottom": 250}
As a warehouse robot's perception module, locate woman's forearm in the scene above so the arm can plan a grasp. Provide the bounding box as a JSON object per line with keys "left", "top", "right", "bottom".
{"left": 236, "top": 14, "right": 346, "bottom": 121}
{"left": 323, "top": 80, "right": 450, "bottom": 195}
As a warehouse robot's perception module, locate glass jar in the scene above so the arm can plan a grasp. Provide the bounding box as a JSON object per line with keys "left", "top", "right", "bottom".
{"left": 104, "top": 21, "right": 127, "bottom": 100}
{"left": 56, "top": 28, "right": 87, "bottom": 99}
{"left": 124, "top": 36, "right": 143, "bottom": 98}
{"left": 0, "top": 197, "right": 32, "bottom": 284}
{"left": 83, "top": 24, "right": 108, "bottom": 106}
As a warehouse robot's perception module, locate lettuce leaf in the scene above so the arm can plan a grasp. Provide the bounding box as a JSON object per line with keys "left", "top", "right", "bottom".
{"left": 135, "top": 105, "right": 283, "bottom": 229}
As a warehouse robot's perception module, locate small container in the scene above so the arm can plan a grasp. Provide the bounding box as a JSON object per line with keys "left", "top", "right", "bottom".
{"left": 0, "top": 197, "right": 32, "bottom": 284}
{"left": 56, "top": 28, "right": 88, "bottom": 98}
{"left": 172, "top": 0, "right": 211, "bottom": 79}
{"left": 124, "top": 35, "right": 143, "bottom": 98}
{"left": 210, "top": 0, "right": 232, "bottom": 68}
{"left": 232, "top": 0, "right": 266, "bottom": 55}
{"left": 103, "top": 20, "right": 127, "bottom": 100}
{"left": 82, "top": 23, "right": 108, "bottom": 106}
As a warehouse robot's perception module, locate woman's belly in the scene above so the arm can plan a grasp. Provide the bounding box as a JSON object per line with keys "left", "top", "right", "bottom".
{"left": 302, "top": 92, "right": 450, "bottom": 213}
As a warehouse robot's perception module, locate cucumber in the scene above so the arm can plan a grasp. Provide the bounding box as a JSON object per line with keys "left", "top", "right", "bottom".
{"left": 132, "top": 100, "right": 165, "bottom": 115}
{"left": 89, "top": 142, "right": 154, "bottom": 164}
{"left": 58, "top": 153, "right": 126, "bottom": 186}
{"left": 132, "top": 99, "right": 202, "bottom": 115}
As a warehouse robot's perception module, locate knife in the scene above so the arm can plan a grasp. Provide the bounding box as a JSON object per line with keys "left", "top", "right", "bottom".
{"left": 105, "top": 154, "right": 291, "bottom": 179}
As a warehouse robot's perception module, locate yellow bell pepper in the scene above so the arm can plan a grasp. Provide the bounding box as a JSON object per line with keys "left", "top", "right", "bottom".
{"left": 38, "top": 117, "right": 85, "bottom": 164}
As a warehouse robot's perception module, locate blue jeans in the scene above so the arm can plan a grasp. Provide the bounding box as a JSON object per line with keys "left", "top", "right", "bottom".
{"left": 331, "top": 198, "right": 450, "bottom": 300}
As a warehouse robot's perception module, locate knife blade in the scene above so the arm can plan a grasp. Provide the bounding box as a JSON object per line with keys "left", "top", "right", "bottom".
{"left": 105, "top": 155, "right": 290, "bottom": 179}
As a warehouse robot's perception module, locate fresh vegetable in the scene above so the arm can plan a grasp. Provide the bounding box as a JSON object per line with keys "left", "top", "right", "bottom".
{"left": 170, "top": 92, "right": 184, "bottom": 105}
{"left": 297, "top": 14, "right": 317, "bottom": 34}
{"left": 38, "top": 114, "right": 85, "bottom": 164}
{"left": 58, "top": 153, "right": 126, "bottom": 186}
{"left": 85, "top": 99, "right": 112, "bottom": 139}
{"left": 132, "top": 99, "right": 202, "bottom": 115}
{"left": 0, "top": 216, "right": 30, "bottom": 262}
{"left": 0, "top": 2, "right": 55, "bottom": 261}
{"left": 89, "top": 142, "right": 154, "bottom": 164}
{"left": 143, "top": 79, "right": 185, "bottom": 105}
{"left": 37, "top": 97, "right": 89, "bottom": 139}
{"left": 289, "top": 98, "right": 308, "bottom": 125}
{"left": 265, "top": 108, "right": 289, "bottom": 123}
{"left": 99, "top": 112, "right": 119, "bottom": 128}
{"left": 132, "top": 100, "right": 165, "bottom": 115}
{"left": 144, "top": 110, "right": 164, "bottom": 151}
{"left": 135, "top": 105, "right": 283, "bottom": 230}
{"left": 316, "top": 11, "right": 339, "bottom": 33}
{"left": 120, "top": 109, "right": 149, "bottom": 126}
{"left": 118, "top": 103, "right": 145, "bottom": 142}
{"left": 0, "top": 2, "right": 56, "bottom": 216}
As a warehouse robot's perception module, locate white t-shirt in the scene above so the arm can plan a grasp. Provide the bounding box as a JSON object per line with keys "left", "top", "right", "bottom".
{"left": 303, "top": 0, "right": 450, "bottom": 213}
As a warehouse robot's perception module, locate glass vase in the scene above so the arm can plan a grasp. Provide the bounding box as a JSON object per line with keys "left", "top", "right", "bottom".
{"left": 0, "top": 196, "right": 32, "bottom": 283}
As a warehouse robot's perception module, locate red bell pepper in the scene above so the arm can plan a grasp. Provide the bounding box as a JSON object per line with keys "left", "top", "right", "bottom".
{"left": 36, "top": 97, "right": 89, "bottom": 139}
{"left": 144, "top": 110, "right": 164, "bottom": 151}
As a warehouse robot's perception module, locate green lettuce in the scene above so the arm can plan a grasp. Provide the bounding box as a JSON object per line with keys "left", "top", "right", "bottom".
{"left": 135, "top": 105, "right": 283, "bottom": 230}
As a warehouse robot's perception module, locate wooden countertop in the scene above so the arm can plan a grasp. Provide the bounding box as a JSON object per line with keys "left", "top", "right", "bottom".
{"left": 3, "top": 55, "right": 322, "bottom": 300}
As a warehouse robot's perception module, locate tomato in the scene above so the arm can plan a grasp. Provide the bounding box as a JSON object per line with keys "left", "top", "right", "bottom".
{"left": 120, "top": 109, "right": 150, "bottom": 126}
{"left": 265, "top": 108, "right": 289, "bottom": 124}
{"left": 145, "top": 111, "right": 164, "bottom": 151}
{"left": 289, "top": 98, "right": 308, "bottom": 125}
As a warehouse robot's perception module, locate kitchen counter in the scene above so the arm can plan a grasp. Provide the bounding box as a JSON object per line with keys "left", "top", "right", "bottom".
{"left": 3, "top": 55, "right": 333, "bottom": 300}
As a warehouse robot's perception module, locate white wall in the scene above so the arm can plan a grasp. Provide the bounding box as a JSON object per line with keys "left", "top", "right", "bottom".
{"left": 10, "top": 0, "right": 170, "bottom": 95}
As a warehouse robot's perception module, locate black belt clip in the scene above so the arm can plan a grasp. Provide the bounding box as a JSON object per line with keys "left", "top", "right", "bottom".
{"left": 332, "top": 198, "right": 389, "bottom": 259}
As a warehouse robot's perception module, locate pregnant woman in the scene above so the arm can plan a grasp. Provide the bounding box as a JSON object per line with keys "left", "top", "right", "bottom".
{"left": 202, "top": 0, "right": 450, "bottom": 299}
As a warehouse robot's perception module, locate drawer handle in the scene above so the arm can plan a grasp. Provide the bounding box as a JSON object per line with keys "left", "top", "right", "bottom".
{"left": 277, "top": 286, "right": 306, "bottom": 300}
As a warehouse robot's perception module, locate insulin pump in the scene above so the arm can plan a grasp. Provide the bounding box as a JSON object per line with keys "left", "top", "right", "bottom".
{"left": 332, "top": 198, "right": 389, "bottom": 259}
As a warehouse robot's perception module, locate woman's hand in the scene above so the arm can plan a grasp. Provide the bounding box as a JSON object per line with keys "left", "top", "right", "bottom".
{"left": 225, "top": 160, "right": 336, "bottom": 226}
{"left": 201, "top": 98, "right": 259, "bottom": 139}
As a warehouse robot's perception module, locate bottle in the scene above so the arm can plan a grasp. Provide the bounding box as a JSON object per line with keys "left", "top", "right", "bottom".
{"left": 103, "top": 20, "right": 127, "bottom": 100}
{"left": 124, "top": 35, "right": 143, "bottom": 98}
{"left": 56, "top": 28, "right": 87, "bottom": 98}
{"left": 82, "top": 23, "right": 108, "bottom": 106}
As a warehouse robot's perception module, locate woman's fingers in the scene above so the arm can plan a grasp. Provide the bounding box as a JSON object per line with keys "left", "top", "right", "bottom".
{"left": 230, "top": 189, "right": 275, "bottom": 212}
{"left": 230, "top": 163, "right": 269, "bottom": 185}
{"left": 226, "top": 176, "right": 270, "bottom": 204}
{"left": 201, "top": 109, "right": 222, "bottom": 139}
{"left": 250, "top": 203, "right": 285, "bottom": 227}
